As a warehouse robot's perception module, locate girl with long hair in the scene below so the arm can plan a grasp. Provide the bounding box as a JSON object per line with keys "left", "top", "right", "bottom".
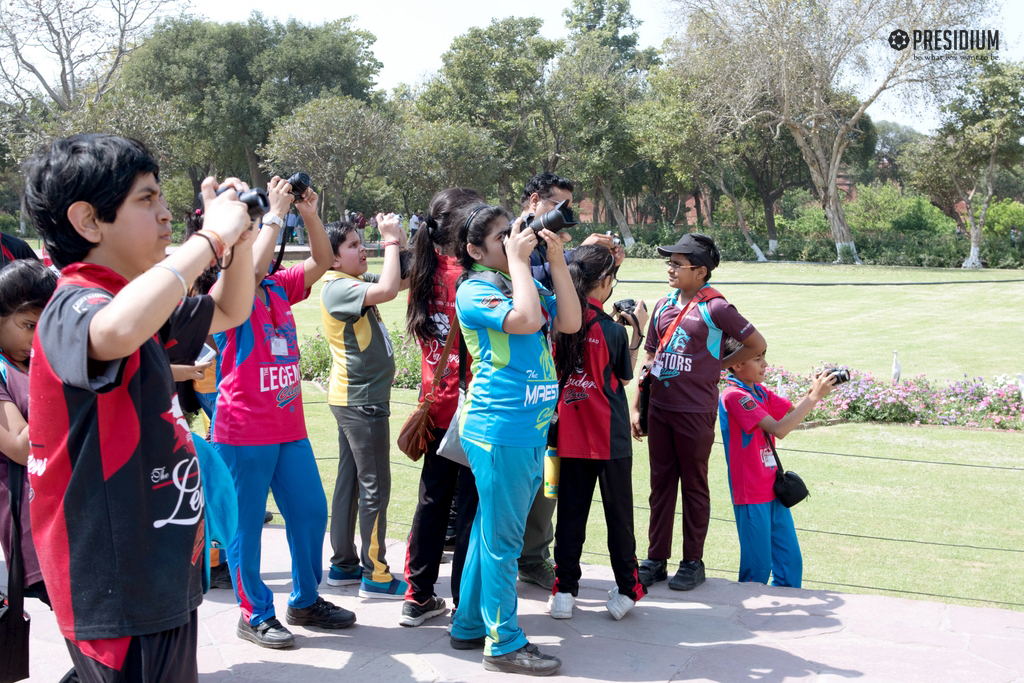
{"left": 547, "top": 245, "right": 648, "bottom": 621}
{"left": 448, "top": 204, "right": 580, "bottom": 676}
{"left": 401, "top": 187, "right": 483, "bottom": 627}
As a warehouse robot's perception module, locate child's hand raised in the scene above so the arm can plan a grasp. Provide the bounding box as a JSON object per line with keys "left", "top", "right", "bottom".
{"left": 808, "top": 368, "right": 838, "bottom": 401}
{"left": 201, "top": 177, "right": 252, "bottom": 246}
{"left": 505, "top": 217, "right": 537, "bottom": 264}
{"left": 266, "top": 176, "right": 294, "bottom": 218}
{"left": 537, "top": 228, "right": 565, "bottom": 264}
{"left": 376, "top": 213, "right": 403, "bottom": 243}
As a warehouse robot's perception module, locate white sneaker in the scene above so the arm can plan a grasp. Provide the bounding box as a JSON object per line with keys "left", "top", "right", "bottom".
{"left": 547, "top": 591, "right": 574, "bottom": 619}
{"left": 606, "top": 586, "right": 635, "bottom": 621}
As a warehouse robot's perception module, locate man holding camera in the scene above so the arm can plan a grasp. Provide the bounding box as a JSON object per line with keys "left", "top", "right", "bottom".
{"left": 515, "top": 172, "right": 628, "bottom": 590}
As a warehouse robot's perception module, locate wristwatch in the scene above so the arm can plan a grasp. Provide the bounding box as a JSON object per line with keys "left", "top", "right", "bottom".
{"left": 262, "top": 213, "right": 284, "bottom": 229}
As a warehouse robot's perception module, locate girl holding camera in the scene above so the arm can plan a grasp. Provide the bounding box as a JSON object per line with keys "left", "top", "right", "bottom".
{"left": 548, "top": 245, "right": 648, "bottom": 622}
{"left": 449, "top": 205, "right": 579, "bottom": 676}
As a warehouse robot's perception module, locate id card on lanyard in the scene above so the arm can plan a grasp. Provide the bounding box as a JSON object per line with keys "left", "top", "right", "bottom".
{"left": 261, "top": 283, "right": 290, "bottom": 358}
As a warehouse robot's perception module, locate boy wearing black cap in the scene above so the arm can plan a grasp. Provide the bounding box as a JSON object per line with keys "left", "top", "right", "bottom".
{"left": 630, "top": 233, "right": 766, "bottom": 591}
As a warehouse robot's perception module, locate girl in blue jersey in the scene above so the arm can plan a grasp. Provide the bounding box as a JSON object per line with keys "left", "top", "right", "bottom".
{"left": 449, "top": 205, "right": 580, "bottom": 676}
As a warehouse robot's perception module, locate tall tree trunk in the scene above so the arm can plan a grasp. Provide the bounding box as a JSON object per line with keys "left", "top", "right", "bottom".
{"left": 595, "top": 175, "right": 635, "bottom": 247}
{"left": 760, "top": 191, "right": 779, "bottom": 254}
{"left": 693, "top": 188, "right": 701, "bottom": 229}
{"left": 957, "top": 137, "right": 999, "bottom": 270}
{"left": 244, "top": 146, "right": 268, "bottom": 189}
{"left": 714, "top": 172, "right": 766, "bottom": 261}
{"left": 672, "top": 194, "right": 683, "bottom": 226}
{"left": 497, "top": 176, "right": 512, "bottom": 212}
{"left": 786, "top": 123, "right": 862, "bottom": 263}
{"left": 19, "top": 190, "right": 27, "bottom": 236}
{"left": 187, "top": 167, "right": 204, "bottom": 209}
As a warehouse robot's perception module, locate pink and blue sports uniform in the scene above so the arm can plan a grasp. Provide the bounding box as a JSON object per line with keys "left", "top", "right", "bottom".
{"left": 212, "top": 263, "right": 329, "bottom": 627}
{"left": 718, "top": 376, "right": 801, "bottom": 587}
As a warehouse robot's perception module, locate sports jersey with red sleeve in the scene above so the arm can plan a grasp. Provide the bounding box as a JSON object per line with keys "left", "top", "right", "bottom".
{"left": 415, "top": 253, "right": 471, "bottom": 430}
{"left": 718, "top": 378, "right": 793, "bottom": 505}
{"left": 212, "top": 263, "right": 310, "bottom": 446}
{"left": 643, "top": 285, "right": 755, "bottom": 413}
{"left": 28, "top": 263, "right": 213, "bottom": 641}
{"left": 555, "top": 299, "right": 633, "bottom": 460}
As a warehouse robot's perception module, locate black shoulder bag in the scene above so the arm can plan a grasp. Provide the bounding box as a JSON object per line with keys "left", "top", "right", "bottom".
{"left": 765, "top": 432, "right": 809, "bottom": 508}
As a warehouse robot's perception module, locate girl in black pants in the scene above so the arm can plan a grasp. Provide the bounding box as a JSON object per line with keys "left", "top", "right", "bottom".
{"left": 400, "top": 187, "right": 483, "bottom": 626}
{"left": 548, "top": 245, "right": 648, "bottom": 621}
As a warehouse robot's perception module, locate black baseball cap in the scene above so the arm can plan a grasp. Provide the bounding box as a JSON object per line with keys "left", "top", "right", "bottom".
{"left": 657, "top": 234, "right": 720, "bottom": 273}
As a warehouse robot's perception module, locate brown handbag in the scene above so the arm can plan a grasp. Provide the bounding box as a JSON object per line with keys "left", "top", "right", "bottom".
{"left": 397, "top": 317, "right": 458, "bottom": 461}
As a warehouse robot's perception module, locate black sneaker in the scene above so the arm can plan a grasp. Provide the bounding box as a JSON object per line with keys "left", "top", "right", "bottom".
{"left": 669, "top": 560, "right": 706, "bottom": 591}
{"left": 450, "top": 634, "right": 486, "bottom": 650}
{"left": 483, "top": 642, "right": 562, "bottom": 676}
{"left": 285, "top": 596, "right": 356, "bottom": 629}
{"left": 264, "top": 510, "right": 274, "bottom": 524}
{"left": 209, "top": 562, "right": 233, "bottom": 590}
{"left": 517, "top": 560, "right": 555, "bottom": 590}
{"left": 400, "top": 597, "right": 448, "bottom": 627}
{"left": 237, "top": 616, "right": 295, "bottom": 649}
{"left": 637, "top": 558, "right": 668, "bottom": 588}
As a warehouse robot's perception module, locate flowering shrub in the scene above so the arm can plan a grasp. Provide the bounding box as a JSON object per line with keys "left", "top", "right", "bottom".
{"left": 299, "top": 325, "right": 422, "bottom": 390}
{"left": 732, "top": 366, "right": 1024, "bottom": 430}
{"left": 299, "top": 330, "right": 332, "bottom": 382}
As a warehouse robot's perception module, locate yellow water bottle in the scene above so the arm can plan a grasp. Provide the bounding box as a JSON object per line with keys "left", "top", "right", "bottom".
{"left": 544, "top": 448, "right": 560, "bottom": 499}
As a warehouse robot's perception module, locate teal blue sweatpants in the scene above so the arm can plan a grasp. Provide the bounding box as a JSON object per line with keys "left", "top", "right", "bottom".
{"left": 451, "top": 437, "right": 544, "bottom": 656}
{"left": 216, "top": 439, "right": 328, "bottom": 626}
{"left": 734, "top": 499, "right": 802, "bottom": 587}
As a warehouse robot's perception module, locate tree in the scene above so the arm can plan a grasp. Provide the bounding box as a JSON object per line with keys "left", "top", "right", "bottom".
{"left": 873, "top": 120, "right": 924, "bottom": 190}
{"left": 386, "top": 118, "right": 499, "bottom": 214}
{"left": 736, "top": 122, "right": 810, "bottom": 254}
{"left": 672, "top": 0, "right": 992, "bottom": 263}
{"left": 419, "top": 17, "right": 560, "bottom": 209}
{"left": 122, "top": 14, "right": 382, "bottom": 192}
{"left": 936, "top": 60, "right": 1024, "bottom": 268}
{"left": 260, "top": 95, "right": 396, "bottom": 217}
{"left": 903, "top": 136, "right": 971, "bottom": 235}
{"left": 547, "top": 0, "right": 659, "bottom": 245}
{"left": 630, "top": 65, "right": 769, "bottom": 260}
{"left": 0, "top": 0, "right": 180, "bottom": 124}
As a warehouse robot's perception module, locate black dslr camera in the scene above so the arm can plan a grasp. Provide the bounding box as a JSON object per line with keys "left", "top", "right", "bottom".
{"left": 612, "top": 299, "right": 646, "bottom": 326}
{"left": 522, "top": 199, "right": 579, "bottom": 234}
{"left": 287, "top": 172, "right": 311, "bottom": 201}
{"left": 823, "top": 367, "right": 851, "bottom": 384}
{"left": 200, "top": 187, "right": 270, "bottom": 222}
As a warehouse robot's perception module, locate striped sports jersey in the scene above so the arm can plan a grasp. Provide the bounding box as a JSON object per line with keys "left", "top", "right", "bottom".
{"left": 320, "top": 271, "right": 395, "bottom": 406}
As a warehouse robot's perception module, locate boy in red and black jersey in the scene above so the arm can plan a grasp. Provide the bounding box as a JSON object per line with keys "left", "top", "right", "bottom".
{"left": 23, "top": 134, "right": 256, "bottom": 683}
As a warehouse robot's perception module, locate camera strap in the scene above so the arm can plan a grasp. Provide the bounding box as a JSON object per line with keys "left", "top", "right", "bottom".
{"left": 270, "top": 209, "right": 295, "bottom": 276}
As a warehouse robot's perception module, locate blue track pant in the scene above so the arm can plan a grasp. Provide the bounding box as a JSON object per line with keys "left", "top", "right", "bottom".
{"left": 734, "top": 499, "right": 802, "bottom": 588}
{"left": 216, "top": 439, "right": 328, "bottom": 625}
{"left": 451, "top": 438, "right": 544, "bottom": 656}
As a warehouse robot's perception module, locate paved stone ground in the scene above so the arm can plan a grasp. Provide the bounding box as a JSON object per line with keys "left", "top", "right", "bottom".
{"left": 12, "top": 527, "right": 1024, "bottom": 682}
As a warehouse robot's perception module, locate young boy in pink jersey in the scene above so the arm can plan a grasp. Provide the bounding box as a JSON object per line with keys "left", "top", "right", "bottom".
{"left": 212, "top": 176, "right": 351, "bottom": 649}
{"left": 718, "top": 338, "right": 836, "bottom": 588}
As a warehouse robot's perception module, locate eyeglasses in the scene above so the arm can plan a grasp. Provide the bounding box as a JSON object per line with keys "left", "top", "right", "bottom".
{"left": 665, "top": 260, "right": 701, "bottom": 271}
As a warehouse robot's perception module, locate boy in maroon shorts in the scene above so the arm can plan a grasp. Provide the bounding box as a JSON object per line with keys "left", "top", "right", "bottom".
{"left": 24, "top": 134, "right": 256, "bottom": 683}
{"left": 630, "top": 234, "right": 766, "bottom": 591}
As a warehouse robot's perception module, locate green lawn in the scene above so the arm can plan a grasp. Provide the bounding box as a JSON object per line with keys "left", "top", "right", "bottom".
{"left": 280, "top": 257, "right": 1024, "bottom": 610}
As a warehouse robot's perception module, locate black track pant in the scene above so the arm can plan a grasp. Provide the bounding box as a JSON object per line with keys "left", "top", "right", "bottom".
{"left": 553, "top": 457, "right": 645, "bottom": 601}
{"left": 403, "top": 427, "right": 478, "bottom": 606}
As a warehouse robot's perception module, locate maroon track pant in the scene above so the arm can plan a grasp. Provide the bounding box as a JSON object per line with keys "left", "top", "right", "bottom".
{"left": 645, "top": 405, "right": 716, "bottom": 563}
